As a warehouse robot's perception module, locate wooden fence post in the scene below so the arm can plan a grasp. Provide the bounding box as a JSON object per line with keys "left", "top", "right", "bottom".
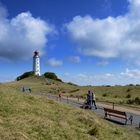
{"left": 78, "top": 97, "right": 79, "bottom": 102}
{"left": 67, "top": 96, "right": 69, "bottom": 103}
{"left": 113, "top": 102, "right": 114, "bottom": 110}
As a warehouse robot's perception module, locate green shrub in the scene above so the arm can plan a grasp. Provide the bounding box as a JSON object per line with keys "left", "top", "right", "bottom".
{"left": 69, "top": 89, "right": 80, "bottom": 93}
{"left": 67, "top": 82, "right": 77, "bottom": 86}
{"left": 126, "top": 88, "right": 132, "bottom": 92}
{"left": 127, "top": 97, "right": 140, "bottom": 105}
{"left": 16, "top": 71, "right": 34, "bottom": 81}
{"left": 102, "top": 93, "right": 108, "bottom": 97}
{"left": 129, "top": 84, "right": 134, "bottom": 86}
{"left": 113, "top": 128, "right": 123, "bottom": 135}
{"left": 106, "top": 85, "right": 111, "bottom": 87}
{"left": 127, "top": 99, "right": 134, "bottom": 104}
{"left": 126, "top": 94, "right": 131, "bottom": 98}
{"left": 134, "top": 97, "right": 140, "bottom": 105}
{"left": 114, "top": 95, "right": 118, "bottom": 98}
{"left": 88, "top": 126, "right": 99, "bottom": 136}
{"left": 44, "top": 72, "right": 62, "bottom": 82}
{"left": 96, "top": 97, "right": 99, "bottom": 101}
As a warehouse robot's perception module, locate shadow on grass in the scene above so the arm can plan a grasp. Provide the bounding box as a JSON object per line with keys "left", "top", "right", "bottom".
{"left": 105, "top": 118, "right": 126, "bottom": 125}
{"left": 136, "top": 127, "right": 140, "bottom": 130}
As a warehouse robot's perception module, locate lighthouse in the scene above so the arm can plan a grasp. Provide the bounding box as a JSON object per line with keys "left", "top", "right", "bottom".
{"left": 33, "top": 50, "right": 41, "bottom": 76}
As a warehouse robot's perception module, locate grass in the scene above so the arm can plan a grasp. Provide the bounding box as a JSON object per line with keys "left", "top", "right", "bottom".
{"left": 0, "top": 84, "right": 140, "bottom": 140}
{"left": 3, "top": 76, "right": 140, "bottom": 108}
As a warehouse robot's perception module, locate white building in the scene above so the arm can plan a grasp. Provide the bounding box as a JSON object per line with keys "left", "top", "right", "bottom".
{"left": 33, "top": 50, "right": 41, "bottom": 76}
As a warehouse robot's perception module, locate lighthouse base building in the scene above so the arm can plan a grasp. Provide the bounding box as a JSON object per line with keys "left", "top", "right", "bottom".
{"left": 33, "top": 50, "right": 41, "bottom": 76}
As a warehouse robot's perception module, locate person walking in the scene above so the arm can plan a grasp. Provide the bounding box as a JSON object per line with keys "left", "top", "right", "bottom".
{"left": 22, "top": 86, "right": 25, "bottom": 92}
{"left": 86, "top": 90, "right": 90, "bottom": 105}
{"left": 92, "top": 91, "right": 97, "bottom": 109}
{"left": 86, "top": 90, "right": 93, "bottom": 109}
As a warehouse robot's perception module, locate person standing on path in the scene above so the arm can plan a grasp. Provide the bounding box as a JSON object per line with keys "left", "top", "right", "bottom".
{"left": 92, "top": 91, "right": 97, "bottom": 109}
{"left": 86, "top": 90, "right": 90, "bottom": 105}
{"left": 86, "top": 90, "right": 93, "bottom": 109}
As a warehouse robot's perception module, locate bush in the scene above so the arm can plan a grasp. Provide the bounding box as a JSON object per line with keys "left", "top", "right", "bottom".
{"left": 114, "top": 95, "right": 118, "bottom": 98}
{"left": 88, "top": 126, "right": 99, "bottom": 136}
{"left": 126, "top": 94, "right": 131, "bottom": 98}
{"left": 113, "top": 128, "right": 123, "bottom": 135}
{"left": 129, "top": 84, "right": 134, "bottom": 86}
{"left": 67, "top": 82, "right": 77, "bottom": 86}
{"left": 127, "top": 97, "right": 140, "bottom": 105}
{"left": 134, "top": 97, "right": 140, "bottom": 105}
{"left": 136, "top": 84, "right": 140, "bottom": 86}
{"left": 127, "top": 99, "right": 134, "bottom": 104}
{"left": 16, "top": 71, "right": 34, "bottom": 81}
{"left": 102, "top": 93, "right": 108, "bottom": 97}
{"left": 44, "top": 72, "right": 62, "bottom": 82}
{"left": 126, "top": 88, "right": 132, "bottom": 92}
{"left": 106, "top": 85, "right": 111, "bottom": 87}
{"left": 69, "top": 89, "right": 80, "bottom": 93}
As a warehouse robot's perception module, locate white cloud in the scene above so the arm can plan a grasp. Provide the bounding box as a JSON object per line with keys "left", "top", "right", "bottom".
{"left": 66, "top": 0, "right": 140, "bottom": 65}
{"left": 0, "top": 75, "right": 14, "bottom": 82}
{"left": 105, "top": 73, "right": 114, "bottom": 77}
{"left": 97, "top": 60, "right": 109, "bottom": 66}
{"left": 77, "top": 73, "right": 88, "bottom": 79}
{"left": 121, "top": 68, "right": 140, "bottom": 78}
{"left": 47, "top": 58, "right": 63, "bottom": 67}
{"left": 0, "top": 4, "right": 55, "bottom": 61}
{"left": 69, "top": 56, "right": 81, "bottom": 63}
{"left": 59, "top": 68, "right": 140, "bottom": 86}
{"left": 59, "top": 72, "right": 116, "bottom": 86}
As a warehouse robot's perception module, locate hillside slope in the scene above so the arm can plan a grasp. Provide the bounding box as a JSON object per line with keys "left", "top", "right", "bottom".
{"left": 0, "top": 83, "right": 140, "bottom": 140}
{"left": 4, "top": 76, "right": 140, "bottom": 108}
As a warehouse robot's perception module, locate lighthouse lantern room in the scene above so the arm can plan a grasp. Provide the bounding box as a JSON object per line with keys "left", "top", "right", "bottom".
{"left": 33, "top": 50, "right": 40, "bottom": 76}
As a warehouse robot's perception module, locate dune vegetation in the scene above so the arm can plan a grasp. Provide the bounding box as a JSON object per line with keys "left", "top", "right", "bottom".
{"left": 0, "top": 83, "right": 140, "bottom": 140}
{"left": 0, "top": 76, "right": 140, "bottom": 139}
{"left": 6, "top": 75, "right": 140, "bottom": 108}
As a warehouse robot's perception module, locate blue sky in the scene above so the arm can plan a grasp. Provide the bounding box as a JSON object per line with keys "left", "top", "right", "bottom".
{"left": 0, "top": 0, "right": 140, "bottom": 85}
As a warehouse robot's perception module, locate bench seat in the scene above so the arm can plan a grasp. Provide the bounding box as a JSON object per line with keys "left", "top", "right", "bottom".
{"left": 104, "top": 108, "right": 128, "bottom": 124}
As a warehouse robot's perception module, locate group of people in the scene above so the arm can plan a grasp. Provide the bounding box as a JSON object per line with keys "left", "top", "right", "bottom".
{"left": 86, "top": 90, "right": 97, "bottom": 109}
{"left": 22, "top": 86, "right": 32, "bottom": 93}
{"left": 58, "top": 90, "right": 97, "bottom": 109}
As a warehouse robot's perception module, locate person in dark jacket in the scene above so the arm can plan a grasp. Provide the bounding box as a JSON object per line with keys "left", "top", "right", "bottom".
{"left": 86, "top": 90, "right": 93, "bottom": 109}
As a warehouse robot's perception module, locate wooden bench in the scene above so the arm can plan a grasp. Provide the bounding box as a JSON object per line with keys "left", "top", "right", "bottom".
{"left": 104, "top": 108, "right": 128, "bottom": 124}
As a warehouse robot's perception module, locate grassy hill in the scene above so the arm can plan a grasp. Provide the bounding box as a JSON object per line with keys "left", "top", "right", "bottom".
{"left": 4, "top": 76, "right": 140, "bottom": 108}
{"left": 0, "top": 82, "right": 140, "bottom": 140}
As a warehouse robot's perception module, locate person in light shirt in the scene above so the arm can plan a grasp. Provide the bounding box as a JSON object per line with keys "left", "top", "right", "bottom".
{"left": 92, "top": 91, "right": 97, "bottom": 109}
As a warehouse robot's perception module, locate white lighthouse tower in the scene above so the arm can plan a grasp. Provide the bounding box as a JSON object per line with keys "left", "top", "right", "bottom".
{"left": 33, "top": 50, "right": 41, "bottom": 76}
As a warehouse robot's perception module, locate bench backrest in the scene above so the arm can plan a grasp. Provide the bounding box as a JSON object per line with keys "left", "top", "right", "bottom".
{"left": 104, "top": 108, "right": 126, "bottom": 116}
